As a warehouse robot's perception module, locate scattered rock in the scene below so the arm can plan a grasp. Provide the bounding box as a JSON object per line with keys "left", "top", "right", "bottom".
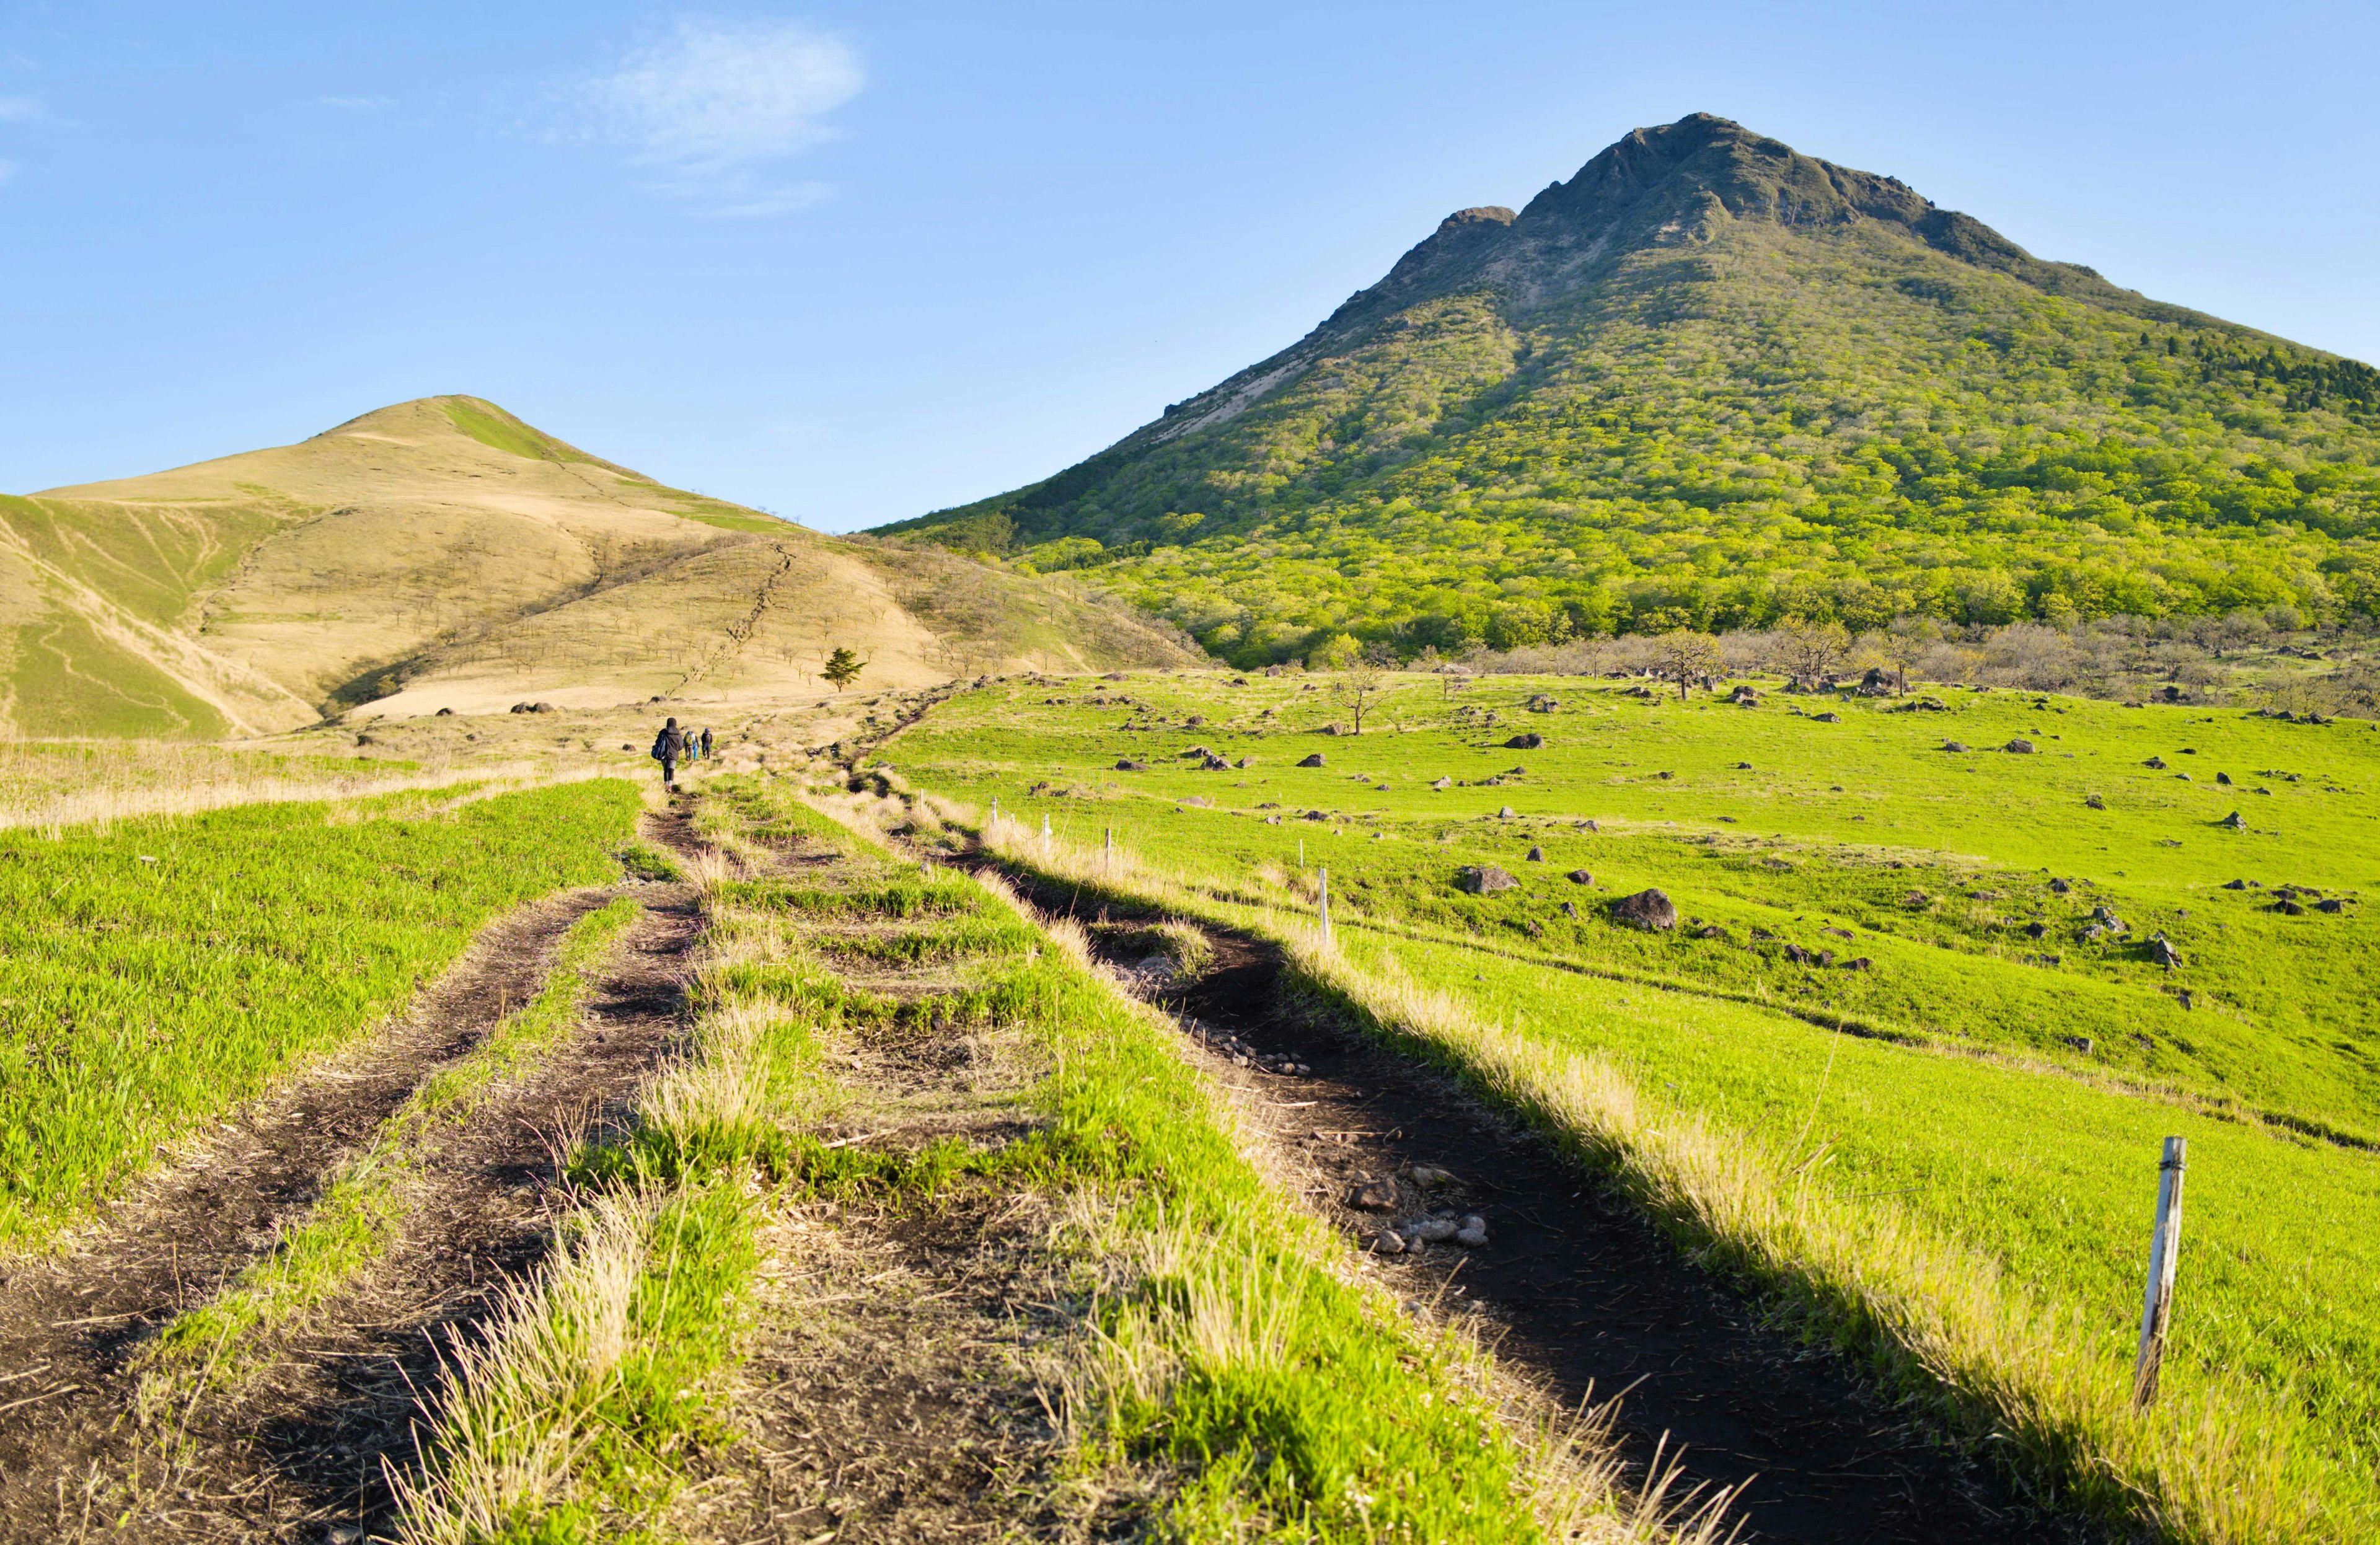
{"left": 1408, "top": 1165, "right": 1458, "bottom": 1187}
{"left": 1525, "top": 845, "right": 1545, "bottom": 862}
{"left": 2063, "top": 1036, "right": 2096, "bottom": 1055}
{"left": 433, "top": 706, "right": 454, "bottom": 716}
{"left": 1179, "top": 796, "right": 1213, "bottom": 809}
{"left": 2084, "top": 794, "right": 2107, "bottom": 810}
{"left": 1236, "top": 757, "right": 1255, "bottom": 768}
{"left": 2004, "top": 739, "right": 2036, "bottom": 754}
{"left": 1298, "top": 752, "right": 1327, "bottom": 767}
{"left": 2216, "top": 771, "right": 2232, "bottom": 785}
{"left": 1843, "top": 956, "right": 1872, "bottom": 971}
{"left": 2219, "top": 811, "right": 2246, "bottom": 830}
{"left": 1505, "top": 732, "right": 1545, "bottom": 750}
{"left": 1302, "top": 809, "right": 1328, "bottom": 821}
{"left": 1368, "top": 1230, "right": 1406, "bottom": 1254}
{"left": 1813, "top": 711, "right": 1842, "bottom": 723}
{"left": 1457, "top": 865, "right": 1520, "bottom": 894}
{"left": 1455, "top": 1215, "right": 1490, "bottom": 1248}
{"left": 1497, "top": 805, "right": 1517, "bottom": 818}
{"left": 2270, "top": 899, "right": 2306, "bottom": 916}
{"left": 1566, "top": 868, "right": 1593, "bottom": 885}
{"left": 1942, "top": 741, "right": 1970, "bottom": 752}
{"left": 1347, "top": 1177, "right": 1399, "bottom": 1211}
{"left": 2049, "top": 878, "right": 2071, "bottom": 894}
{"left": 2024, "top": 921, "right": 2048, "bottom": 940}
{"left": 1609, "top": 888, "right": 1678, "bottom": 931}
{"left": 1431, "top": 776, "right": 1452, "bottom": 790}
{"left": 2318, "top": 897, "right": 2349, "bottom": 913}
{"left": 1405, "top": 1217, "right": 1459, "bottom": 1243}
{"left": 1691, "top": 923, "right": 1726, "bottom": 940}
{"left": 1116, "top": 759, "right": 1147, "bottom": 771}
{"left": 1561, "top": 901, "right": 1579, "bottom": 918}
{"left": 2221, "top": 878, "right": 2251, "bottom": 889}
{"left": 1734, "top": 760, "right": 1753, "bottom": 769}
{"left": 2146, "top": 935, "right": 2184, "bottom": 969}
{"left": 2145, "top": 755, "right": 2167, "bottom": 769}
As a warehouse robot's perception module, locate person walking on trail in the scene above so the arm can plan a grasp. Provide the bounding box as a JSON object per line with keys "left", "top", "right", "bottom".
{"left": 700, "top": 726, "right": 715, "bottom": 760}
{"left": 651, "top": 716, "right": 689, "bottom": 786}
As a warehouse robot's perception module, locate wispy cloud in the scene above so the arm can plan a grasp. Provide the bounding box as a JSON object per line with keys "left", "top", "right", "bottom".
{"left": 318, "top": 95, "right": 395, "bottom": 113}
{"left": 0, "top": 159, "right": 17, "bottom": 186}
{"left": 0, "top": 97, "right": 45, "bottom": 121}
{"left": 553, "top": 17, "right": 860, "bottom": 212}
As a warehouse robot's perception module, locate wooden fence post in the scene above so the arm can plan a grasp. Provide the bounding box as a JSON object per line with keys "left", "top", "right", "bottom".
{"left": 2132, "top": 1135, "right": 2188, "bottom": 1410}
{"left": 1318, "top": 866, "right": 1332, "bottom": 946}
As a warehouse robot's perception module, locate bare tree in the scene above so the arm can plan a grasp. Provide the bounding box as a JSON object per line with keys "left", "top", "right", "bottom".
{"left": 1778, "top": 617, "right": 1853, "bottom": 690}
{"left": 1333, "top": 643, "right": 1395, "bottom": 734}
{"left": 1649, "top": 629, "right": 1722, "bottom": 701}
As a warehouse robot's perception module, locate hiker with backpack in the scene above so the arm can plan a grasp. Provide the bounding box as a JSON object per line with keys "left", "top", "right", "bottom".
{"left": 651, "top": 716, "right": 689, "bottom": 786}
{"left": 700, "top": 726, "right": 715, "bottom": 760}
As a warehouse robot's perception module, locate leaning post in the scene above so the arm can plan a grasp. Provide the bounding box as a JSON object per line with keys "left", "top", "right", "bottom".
{"left": 2132, "top": 1135, "right": 2188, "bottom": 1410}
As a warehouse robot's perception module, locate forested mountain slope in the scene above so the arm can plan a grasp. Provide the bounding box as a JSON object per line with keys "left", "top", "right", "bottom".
{"left": 881, "top": 114, "right": 2380, "bottom": 666}
{"left": 1, "top": 397, "right": 1193, "bottom": 736}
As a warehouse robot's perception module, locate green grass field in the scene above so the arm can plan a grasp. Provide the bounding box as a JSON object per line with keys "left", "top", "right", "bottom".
{"left": 0, "top": 778, "right": 643, "bottom": 1248}
{"left": 884, "top": 670, "right": 2380, "bottom": 1536}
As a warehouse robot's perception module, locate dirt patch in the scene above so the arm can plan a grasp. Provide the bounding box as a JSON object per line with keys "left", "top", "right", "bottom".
{"left": 994, "top": 871, "right": 2094, "bottom": 1545}
{"left": 671, "top": 1193, "right": 1130, "bottom": 1545}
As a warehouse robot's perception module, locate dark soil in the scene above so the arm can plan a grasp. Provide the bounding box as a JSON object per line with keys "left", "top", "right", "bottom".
{"left": 989, "top": 866, "right": 2094, "bottom": 1545}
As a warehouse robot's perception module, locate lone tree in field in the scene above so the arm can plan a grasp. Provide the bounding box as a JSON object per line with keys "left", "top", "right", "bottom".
{"left": 821, "top": 647, "right": 866, "bottom": 692}
{"left": 1778, "top": 617, "right": 1853, "bottom": 690}
{"left": 1650, "top": 629, "right": 1721, "bottom": 701}
{"left": 1332, "top": 643, "right": 1395, "bottom": 734}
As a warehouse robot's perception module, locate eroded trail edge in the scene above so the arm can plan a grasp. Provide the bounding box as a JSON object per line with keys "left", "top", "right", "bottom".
{"left": 978, "top": 859, "right": 2087, "bottom": 1545}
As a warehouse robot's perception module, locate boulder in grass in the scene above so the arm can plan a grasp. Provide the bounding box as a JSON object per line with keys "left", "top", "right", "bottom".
{"left": 1457, "top": 864, "right": 1520, "bottom": 894}
{"left": 2145, "top": 755, "right": 2167, "bottom": 770}
{"left": 2084, "top": 794, "right": 2107, "bottom": 811}
{"left": 1943, "top": 741, "right": 1970, "bottom": 753}
{"left": 1179, "top": 796, "right": 1214, "bottom": 809}
{"left": 2146, "top": 935, "right": 2184, "bottom": 969}
{"left": 1347, "top": 1177, "right": 1399, "bottom": 1211}
{"left": 1566, "top": 868, "right": 1593, "bottom": 885}
{"left": 1813, "top": 711, "right": 1842, "bottom": 723}
{"left": 1609, "top": 888, "right": 1678, "bottom": 931}
{"left": 2219, "top": 811, "right": 2247, "bottom": 830}
{"left": 2221, "top": 878, "right": 2250, "bottom": 890}
{"left": 1505, "top": 732, "right": 1545, "bottom": 750}
{"left": 1298, "top": 752, "right": 1327, "bottom": 767}
{"left": 1116, "top": 759, "right": 1148, "bottom": 771}
{"left": 2004, "top": 739, "right": 2036, "bottom": 754}
{"left": 1525, "top": 845, "right": 1545, "bottom": 862}
{"left": 1432, "top": 776, "right": 1453, "bottom": 790}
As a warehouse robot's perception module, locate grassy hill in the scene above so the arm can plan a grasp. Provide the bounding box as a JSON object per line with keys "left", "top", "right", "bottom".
{"left": 1, "top": 396, "right": 1196, "bottom": 736}
{"left": 880, "top": 114, "right": 2380, "bottom": 666}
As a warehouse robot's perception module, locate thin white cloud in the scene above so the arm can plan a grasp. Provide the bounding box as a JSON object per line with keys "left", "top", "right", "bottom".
{"left": 554, "top": 17, "right": 860, "bottom": 212}
{"left": 0, "top": 159, "right": 17, "bottom": 186}
{"left": 0, "top": 97, "right": 44, "bottom": 121}
{"left": 318, "top": 95, "right": 396, "bottom": 113}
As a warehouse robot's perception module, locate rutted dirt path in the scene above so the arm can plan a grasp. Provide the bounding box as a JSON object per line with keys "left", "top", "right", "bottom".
{"left": 0, "top": 800, "right": 715, "bottom": 1543}
{"left": 979, "top": 865, "right": 2094, "bottom": 1545}
{"left": 664, "top": 806, "right": 1114, "bottom": 1545}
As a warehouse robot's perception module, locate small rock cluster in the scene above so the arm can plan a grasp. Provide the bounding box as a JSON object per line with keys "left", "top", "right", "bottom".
{"left": 1186, "top": 1020, "right": 1311, "bottom": 1076}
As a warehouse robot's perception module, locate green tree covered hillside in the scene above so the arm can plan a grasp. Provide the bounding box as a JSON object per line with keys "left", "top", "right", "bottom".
{"left": 879, "top": 115, "right": 2380, "bottom": 667}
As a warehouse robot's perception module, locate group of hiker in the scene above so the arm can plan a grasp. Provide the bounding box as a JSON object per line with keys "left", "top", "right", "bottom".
{"left": 650, "top": 718, "right": 713, "bottom": 786}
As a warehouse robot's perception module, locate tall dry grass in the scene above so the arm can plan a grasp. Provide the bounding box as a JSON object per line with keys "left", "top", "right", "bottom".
{"left": 977, "top": 814, "right": 2360, "bottom": 1544}
{"left": 0, "top": 738, "right": 605, "bottom": 835}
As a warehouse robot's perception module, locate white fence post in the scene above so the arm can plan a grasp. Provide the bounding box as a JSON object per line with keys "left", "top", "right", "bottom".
{"left": 2132, "top": 1135, "right": 2188, "bottom": 1409}
{"left": 1319, "top": 865, "right": 1332, "bottom": 946}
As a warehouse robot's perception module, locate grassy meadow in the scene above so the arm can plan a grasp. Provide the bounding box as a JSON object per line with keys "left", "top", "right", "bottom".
{"left": 0, "top": 778, "right": 643, "bottom": 1248}
{"left": 884, "top": 669, "right": 2380, "bottom": 1536}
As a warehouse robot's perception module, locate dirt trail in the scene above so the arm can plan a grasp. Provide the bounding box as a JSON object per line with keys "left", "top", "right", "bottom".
{"left": 0, "top": 799, "right": 714, "bottom": 1544}
{"left": 987, "top": 868, "right": 2093, "bottom": 1545}
{"left": 667, "top": 815, "right": 1106, "bottom": 1545}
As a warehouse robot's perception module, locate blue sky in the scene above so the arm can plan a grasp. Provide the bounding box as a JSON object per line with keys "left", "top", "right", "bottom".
{"left": 2, "top": 1, "right": 2375, "bottom": 530}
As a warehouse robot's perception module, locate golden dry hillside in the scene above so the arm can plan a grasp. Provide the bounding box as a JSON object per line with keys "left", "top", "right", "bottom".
{"left": 0, "top": 397, "right": 1196, "bottom": 735}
